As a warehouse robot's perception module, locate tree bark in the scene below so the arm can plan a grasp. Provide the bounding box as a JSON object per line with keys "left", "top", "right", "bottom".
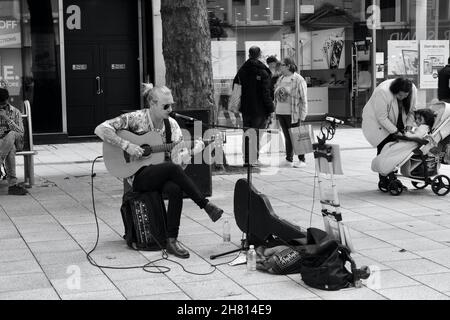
{"left": 160, "top": 0, "right": 215, "bottom": 120}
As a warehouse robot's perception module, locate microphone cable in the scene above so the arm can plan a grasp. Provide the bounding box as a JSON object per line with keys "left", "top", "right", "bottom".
{"left": 87, "top": 156, "right": 229, "bottom": 275}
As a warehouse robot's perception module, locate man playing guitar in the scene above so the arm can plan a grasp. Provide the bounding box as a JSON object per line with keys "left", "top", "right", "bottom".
{"left": 94, "top": 83, "right": 223, "bottom": 259}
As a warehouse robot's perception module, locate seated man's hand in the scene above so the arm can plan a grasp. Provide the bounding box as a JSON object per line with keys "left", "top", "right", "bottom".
{"left": 126, "top": 143, "right": 144, "bottom": 158}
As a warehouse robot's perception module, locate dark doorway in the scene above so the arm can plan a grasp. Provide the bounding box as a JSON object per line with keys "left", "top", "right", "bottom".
{"left": 63, "top": 0, "right": 140, "bottom": 136}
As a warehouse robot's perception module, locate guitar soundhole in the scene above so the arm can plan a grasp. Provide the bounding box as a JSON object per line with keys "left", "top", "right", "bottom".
{"left": 141, "top": 144, "right": 152, "bottom": 157}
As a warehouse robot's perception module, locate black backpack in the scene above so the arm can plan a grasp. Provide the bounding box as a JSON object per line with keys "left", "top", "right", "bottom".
{"left": 120, "top": 190, "right": 168, "bottom": 251}
{"left": 299, "top": 228, "right": 368, "bottom": 291}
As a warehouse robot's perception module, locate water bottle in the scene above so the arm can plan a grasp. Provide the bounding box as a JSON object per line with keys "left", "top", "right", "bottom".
{"left": 222, "top": 218, "right": 231, "bottom": 242}
{"left": 247, "top": 245, "right": 256, "bottom": 271}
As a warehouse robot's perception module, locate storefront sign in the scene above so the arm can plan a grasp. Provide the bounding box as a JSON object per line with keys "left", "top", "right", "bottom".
{"left": 0, "top": 18, "right": 21, "bottom": 48}
{"left": 211, "top": 41, "right": 236, "bottom": 79}
{"left": 111, "top": 64, "right": 126, "bottom": 70}
{"left": 0, "top": 49, "right": 22, "bottom": 96}
{"left": 387, "top": 40, "right": 418, "bottom": 76}
{"left": 419, "top": 40, "right": 450, "bottom": 89}
{"left": 311, "top": 28, "right": 345, "bottom": 70}
{"left": 72, "top": 64, "right": 87, "bottom": 70}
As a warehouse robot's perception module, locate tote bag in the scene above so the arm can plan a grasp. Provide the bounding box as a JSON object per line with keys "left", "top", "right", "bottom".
{"left": 229, "top": 78, "right": 241, "bottom": 113}
{"left": 289, "top": 124, "right": 314, "bottom": 155}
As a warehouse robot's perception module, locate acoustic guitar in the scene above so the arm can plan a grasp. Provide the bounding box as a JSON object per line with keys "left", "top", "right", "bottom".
{"left": 103, "top": 130, "right": 220, "bottom": 178}
{"left": 233, "top": 178, "right": 307, "bottom": 245}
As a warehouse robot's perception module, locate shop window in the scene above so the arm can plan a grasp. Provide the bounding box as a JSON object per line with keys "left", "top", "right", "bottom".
{"left": 365, "top": 0, "right": 408, "bottom": 24}
{"left": 232, "top": 0, "right": 284, "bottom": 25}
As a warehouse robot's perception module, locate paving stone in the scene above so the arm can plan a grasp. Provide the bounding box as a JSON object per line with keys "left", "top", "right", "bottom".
{"left": 384, "top": 258, "right": 449, "bottom": 276}
{"left": 50, "top": 275, "right": 116, "bottom": 296}
{"left": 60, "top": 290, "right": 125, "bottom": 300}
{"left": 390, "top": 237, "right": 449, "bottom": 252}
{"left": 244, "top": 279, "right": 317, "bottom": 300}
{"left": 41, "top": 261, "right": 104, "bottom": 280}
{"left": 0, "top": 259, "right": 42, "bottom": 276}
{"left": 376, "top": 285, "right": 450, "bottom": 300}
{"left": 0, "top": 248, "right": 35, "bottom": 263}
{"left": 0, "top": 288, "right": 60, "bottom": 300}
{"left": 114, "top": 277, "right": 180, "bottom": 298}
{"left": 0, "top": 273, "right": 51, "bottom": 293}
{"left": 413, "top": 272, "right": 450, "bottom": 292}
{"left": 358, "top": 246, "right": 421, "bottom": 262}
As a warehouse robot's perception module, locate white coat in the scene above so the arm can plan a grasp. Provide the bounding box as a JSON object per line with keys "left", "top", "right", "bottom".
{"left": 362, "top": 79, "right": 417, "bottom": 147}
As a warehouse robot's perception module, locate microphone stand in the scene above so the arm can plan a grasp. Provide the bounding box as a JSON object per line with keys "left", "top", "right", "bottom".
{"left": 172, "top": 115, "right": 255, "bottom": 260}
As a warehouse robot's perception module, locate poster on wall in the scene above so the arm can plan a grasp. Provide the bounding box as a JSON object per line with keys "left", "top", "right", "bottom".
{"left": 0, "top": 17, "right": 21, "bottom": 48}
{"left": 245, "top": 41, "right": 281, "bottom": 63}
{"left": 419, "top": 40, "right": 449, "bottom": 89}
{"left": 211, "top": 41, "right": 237, "bottom": 79}
{"left": 282, "top": 33, "right": 312, "bottom": 70}
{"left": 387, "top": 40, "right": 419, "bottom": 76}
{"left": 311, "top": 28, "right": 345, "bottom": 70}
{"left": 0, "top": 49, "right": 23, "bottom": 96}
{"left": 376, "top": 52, "right": 385, "bottom": 79}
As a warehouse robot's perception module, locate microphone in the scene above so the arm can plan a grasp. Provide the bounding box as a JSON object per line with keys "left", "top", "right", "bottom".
{"left": 169, "top": 112, "right": 197, "bottom": 122}
{"left": 326, "top": 116, "right": 345, "bottom": 125}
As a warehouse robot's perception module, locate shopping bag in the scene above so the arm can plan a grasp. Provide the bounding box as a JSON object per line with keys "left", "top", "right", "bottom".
{"left": 289, "top": 124, "right": 314, "bottom": 155}
{"left": 229, "top": 81, "right": 241, "bottom": 113}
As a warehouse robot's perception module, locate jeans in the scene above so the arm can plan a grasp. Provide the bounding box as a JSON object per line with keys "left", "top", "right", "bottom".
{"left": 242, "top": 114, "right": 268, "bottom": 164}
{"left": 0, "top": 131, "right": 23, "bottom": 186}
{"left": 132, "top": 162, "right": 208, "bottom": 238}
{"left": 277, "top": 114, "right": 305, "bottom": 162}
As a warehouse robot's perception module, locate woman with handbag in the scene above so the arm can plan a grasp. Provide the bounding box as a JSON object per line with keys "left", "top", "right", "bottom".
{"left": 274, "top": 57, "right": 308, "bottom": 167}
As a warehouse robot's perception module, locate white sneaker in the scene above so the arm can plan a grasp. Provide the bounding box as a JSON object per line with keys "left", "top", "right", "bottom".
{"left": 293, "top": 161, "right": 306, "bottom": 168}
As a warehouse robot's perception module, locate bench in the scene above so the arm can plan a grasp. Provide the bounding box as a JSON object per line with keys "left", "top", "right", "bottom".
{"left": 16, "top": 100, "right": 37, "bottom": 186}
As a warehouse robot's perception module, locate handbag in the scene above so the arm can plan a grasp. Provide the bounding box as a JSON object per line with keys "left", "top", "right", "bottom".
{"left": 229, "top": 77, "right": 241, "bottom": 113}
{"left": 289, "top": 124, "right": 314, "bottom": 155}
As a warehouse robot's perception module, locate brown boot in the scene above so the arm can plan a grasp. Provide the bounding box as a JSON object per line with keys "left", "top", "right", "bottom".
{"left": 166, "top": 238, "right": 190, "bottom": 259}
{"left": 204, "top": 202, "right": 223, "bottom": 222}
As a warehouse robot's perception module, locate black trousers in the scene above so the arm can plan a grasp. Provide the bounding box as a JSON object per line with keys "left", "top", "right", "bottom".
{"left": 277, "top": 114, "right": 305, "bottom": 162}
{"left": 242, "top": 113, "right": 268, "bottom": 163}
{"left": 133, "top": 162, "right": 208, "bottom": 238}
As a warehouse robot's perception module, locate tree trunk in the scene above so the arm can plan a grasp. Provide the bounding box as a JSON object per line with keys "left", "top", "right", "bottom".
{"left": 160, "top": 0, "right": 215, "bottom": 120}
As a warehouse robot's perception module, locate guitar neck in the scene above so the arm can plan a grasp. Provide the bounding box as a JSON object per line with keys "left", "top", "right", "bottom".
{"left": 151, "top": 141, "right": 193, "bottom": 153}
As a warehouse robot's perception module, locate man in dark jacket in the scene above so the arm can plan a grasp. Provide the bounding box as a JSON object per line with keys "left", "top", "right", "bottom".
{"left": 438, "top": 58, "right": 450, "bottom": 103}
{"left": 234, "top": 46, "right": 274, "bottom": 166}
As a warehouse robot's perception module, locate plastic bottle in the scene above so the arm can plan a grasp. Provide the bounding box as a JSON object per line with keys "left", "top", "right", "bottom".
{"left": 247, "top": 245, "right": 256, "bottom": 271}
{"left": 222, "top": 218, "right": 231, "bottom": 242}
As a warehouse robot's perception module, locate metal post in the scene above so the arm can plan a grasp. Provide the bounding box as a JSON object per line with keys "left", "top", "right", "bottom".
{"left": 371, "top": 0, "right": 377, "bottom": 95}
{"left": 295, "top": 0, "right": 301, "bottom": 67}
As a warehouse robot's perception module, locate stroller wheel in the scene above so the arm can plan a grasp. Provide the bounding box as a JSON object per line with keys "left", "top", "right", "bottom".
{"left": 431, "top": 175, "right": 450, "bottom": 196}
{"left": 378, "top": 181, "right": 389, "bottom": 193}
{"left": 411, "top": 181, "right": 427, "bottom": 190}
{"left": 388, "top": 180, "right": 403, "bottom": 196}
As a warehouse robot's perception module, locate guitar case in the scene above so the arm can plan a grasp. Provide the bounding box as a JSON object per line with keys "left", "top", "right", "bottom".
{"left": 233, "top": 178, "right": 307, "bottom": 246}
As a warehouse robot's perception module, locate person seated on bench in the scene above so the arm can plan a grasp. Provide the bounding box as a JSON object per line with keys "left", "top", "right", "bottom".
{"left": 94, "top": 83, "right": 224, "bottom": 259}
{"left": 0, "top": 87, "right": 27, "bottom": 195}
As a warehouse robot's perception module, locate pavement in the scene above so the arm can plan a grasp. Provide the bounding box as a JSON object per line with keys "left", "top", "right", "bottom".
{"left": 1, "top": 126, "right": 450, "bottom": 300}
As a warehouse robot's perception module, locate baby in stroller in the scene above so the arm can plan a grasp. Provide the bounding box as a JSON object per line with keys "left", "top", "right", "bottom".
{"left": 371, "top": 102, "right": 450, "bottom": 195}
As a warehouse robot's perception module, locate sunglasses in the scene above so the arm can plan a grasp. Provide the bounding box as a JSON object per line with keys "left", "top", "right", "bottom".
{"left": 163, "top": 104, "right": 172, "bottom": 110}
{"left": 281, "top": 63, "right": 287, "bottom": 66}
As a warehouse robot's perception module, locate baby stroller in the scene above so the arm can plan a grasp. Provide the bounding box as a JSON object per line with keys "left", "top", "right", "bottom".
{"left": 376, "top": 101, "right": 450, "bottom": 196}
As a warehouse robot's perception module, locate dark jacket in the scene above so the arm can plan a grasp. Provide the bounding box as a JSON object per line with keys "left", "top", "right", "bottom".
{"left": 233, "top": 58, "right": 274, "bottom": 117}
{"left": 438, "top": 65, "right": 450, "bottom": 101}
